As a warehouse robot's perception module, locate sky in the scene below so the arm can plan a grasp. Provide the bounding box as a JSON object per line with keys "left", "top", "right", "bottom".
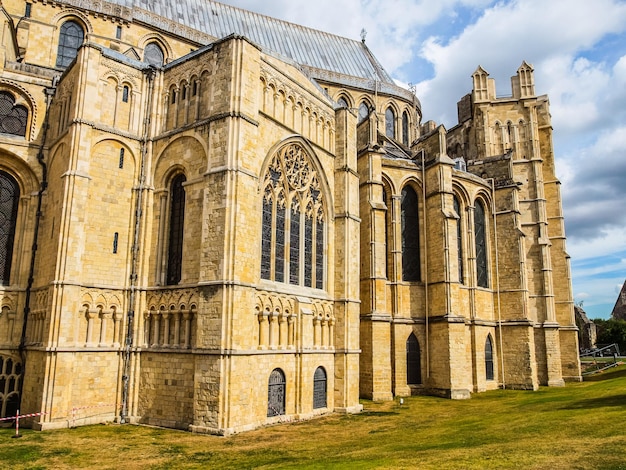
{"left": 220, "top": 0, "right": 626, "bottom": 319}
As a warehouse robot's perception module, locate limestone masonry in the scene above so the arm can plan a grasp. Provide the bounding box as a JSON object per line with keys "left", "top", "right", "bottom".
{"left": 0, "top": 0, "right": 581, "bottom": 434}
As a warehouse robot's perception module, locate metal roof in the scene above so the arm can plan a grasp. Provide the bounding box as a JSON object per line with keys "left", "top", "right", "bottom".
{"left": 59, "top": 0, "right": 396, "bottom": 85}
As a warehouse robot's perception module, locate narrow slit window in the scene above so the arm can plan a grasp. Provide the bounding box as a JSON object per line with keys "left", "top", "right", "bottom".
{"left": 113, "top": 232, "right": 119, "bottom": 253}
{"left": 118, "top": 148, "right": 124, "bottom": 169}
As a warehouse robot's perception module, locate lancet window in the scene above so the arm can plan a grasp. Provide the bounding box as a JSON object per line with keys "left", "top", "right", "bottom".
{"left": 485, "top": 334, "right": 494, "bottom": 380}
{"left": 167, "top": 174, "right": 186, "bottom": 285}
{"left": 0, "top": 172, "right": 19, "bottom": 285}
{"left": 56, "top": 21, "right": 84, "bottom": 68}
{"left": 385, "top": 106, "right": 395, "bottom": 138}
{"left": 401, "top": 186, "right": 420, "bottom": 282}
{"left": 406, "top": 333, "right": 421, "bottom": 385}
{"left": 261, "top": 143, "right": 325, "bottom": 289}
{"left": 474, "top": 199, "right": 488, "bottom": 288}
{"left": 454, "top": 196, "right": 464, "bottom": 284}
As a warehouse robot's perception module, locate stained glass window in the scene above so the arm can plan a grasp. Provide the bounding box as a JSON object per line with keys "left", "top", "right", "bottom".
{"left": 485, "top": 335, "right": 494, "bottom": 380}
{"left": 289, "top": 205, "right": 300, "bottom": 285}
{"left": 267, "top": 369, "right": 286, "bottom": 417}
{"left": 304, "top": 212, "right": 313, "bottom": 287}
{"left": 260, "top": 143, "right": 325, "bottom": 290}
{"left": 166, "top": 174, "right": 185, "bottom": 285}
{"left": 315, "top": 215, "right": 324, "bottom": 289}
{"left": 475, "top": 200, "right": 488, "bottom": 288}
{"left": 0, "top": 92, "right": 27, "bottom": 137}
{"left": 402, "top": 111, "right": 409, "bottom": 145}
{"left": 56, "top": 21, "right": 84, "bottom": 68}
{"left": 454, "top": 196, "right": 464, "bottom": 284}
{"left": 0, "top": 172, "right": 18, "bottom": 285}
{"left": 261, "top": 190, "right": 272, "bottom": 280}
{"left": 401, "top": 186, "right": 420, "bottom": 282}
{"left": 406, "top": 333, "right": 421, "bottom": 385}
{"left": 385, "top": 107, "right": 395, "bottom": 139}
{"left": 144, "top": 42, "right": 164, "bottom": 67}
{"left": 313, "top": 367, "right": 327, "bottom": 409}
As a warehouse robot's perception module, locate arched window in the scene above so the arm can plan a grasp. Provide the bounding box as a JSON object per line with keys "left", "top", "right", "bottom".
{"left": 337, "top": 97, "right": 349, "bottom": 108}
{"left": 358, "top": 102, "right": 369, "bottom": 123}
{"left": 385, "top": 107, "right": 395, "bottom": 139}
{"left": 313, "top": 366, "right": 327, "bottom": 409}
{"left": 267, "top": 368, "right": 286, "bottom": 417}
{"left": 166, "top": 174, "right": 186, "bottom": 285}
{"left": 0, "top": 355, "right": 22, "bottom": 418}
{"left": 0, "top": 172, "right": 19, "bottom": 285}
{"left": 485, "top": 335, "right": 494, "bottom": 380}
{"left": 144, "top": 42, "right": 164, "bottom": 67}
{"left": 401, "top": 186, "right": 420, "bottom": 282}
{"left": 402, "top": 111, "right": 409, "bottom": 145}
{"left": 56, "top": 21, "right": 84, "bottom": 68}
{"left": 383, "top": 186, "right": 391, "bottom": 280}
{"left": 454, "top": 196, "right": 464, "bottom": 284}
{"left": 474, "top": 200, "right": 488, "bottom": 288}
{"left": 260, "top": 143, "right": 325, "bottom": 289}
{"left": 122, "top": 85, "right": 129, "bottom": 103}
{"left": 406, "top": 333, "right": 421, "bottom": 385}
{"left": 0, "top": 92, "right": 27, "bottom": 137}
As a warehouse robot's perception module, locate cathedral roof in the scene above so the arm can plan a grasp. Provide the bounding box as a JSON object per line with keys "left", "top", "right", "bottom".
{"left": 60, "top": 0, "right": 396, "bottom": 86}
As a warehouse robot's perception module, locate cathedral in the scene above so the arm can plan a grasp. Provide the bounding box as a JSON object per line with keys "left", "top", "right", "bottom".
{"left": 0, "top": 0, "right": 581, "bottom": 435}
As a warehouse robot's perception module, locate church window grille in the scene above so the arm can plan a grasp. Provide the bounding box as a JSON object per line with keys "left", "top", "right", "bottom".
{"left": 166, "top": 174, "right": 186, "bottom": 285}
{"left": 260, "top": 143, "right": 326, "bottom": 289}
{"left": 267, "top": 368, "right": 286, "bottom": 417}
{"left": 454, "top": 196, "right": 464, "bottom": 284}
{"left": 475, "top": 200, "right": 488, "bottom": 288}
{"left": 144, "top": 42, "right": 164, "bottom": 67}
{"left": 401, "top": 186, "right": 420, "bottom": 282}
{"left": 122, "top": 86, "right": 129, "bottom": 103}
{"left": 485, "top": 335, "right": 494, "bottom": 380}
{"left": 0, "top": 356, "right": 22, "bottom": 418}
{"left": 0, "top": 92, "right": 27, "bottom": 137}
{"left": 119, "top": 148, "right": 124, "bottom": 169}
{"left": 385, "top": 107, "right": 395, "bottom": 139}
{"left": 0, "top": 172, "right": 19, "bottom": 285}
{"left": 402, "top": 111, "right": 409, "bottom": 145}
{"left": 56, "top": 21, "right": 84, "bottom": 68}
{"left": 313, "top": 367, "right": 327, "bottom": 409}
{"left": 406, "top": 333, "right": 421, "bottom": 385}
{"left": 358, "top": 101, "right": 369, "bottom": 123}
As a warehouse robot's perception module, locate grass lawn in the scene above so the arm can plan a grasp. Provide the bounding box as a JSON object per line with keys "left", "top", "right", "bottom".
{"left": 2, "top": 366, "right": 626, "bottom": 470}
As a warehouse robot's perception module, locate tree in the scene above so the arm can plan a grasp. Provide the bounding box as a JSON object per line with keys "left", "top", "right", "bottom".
{"left": 592, "top": 318, "right": 626, "bottom": 354}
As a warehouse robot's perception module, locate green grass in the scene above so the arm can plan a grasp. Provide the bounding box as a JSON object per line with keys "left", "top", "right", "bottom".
{"left": 2, "top": 367, "right": 626, "bottom": 469}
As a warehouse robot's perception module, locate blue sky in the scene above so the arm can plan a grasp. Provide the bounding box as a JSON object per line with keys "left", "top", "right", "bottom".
{"left": 222, "top": 0, "right": 626, "bottom": 319}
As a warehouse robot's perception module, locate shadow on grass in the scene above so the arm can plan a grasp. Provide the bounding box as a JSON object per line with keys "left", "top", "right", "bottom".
{"left": 562, "top": 394, "right": 626, "bottom": 410}
{"left": 583, "top": 366, "right": 626, "bottom": 382}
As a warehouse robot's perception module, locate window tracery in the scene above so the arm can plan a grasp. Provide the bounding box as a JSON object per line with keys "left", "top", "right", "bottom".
{"left": 261, "top": 143, "right": 325, "bottom": 289}
{"left": 56, "top": 21, "right": 84, "bottom": 68}
{"left": 0, "top": 92, "right": 27, "bottom": 137}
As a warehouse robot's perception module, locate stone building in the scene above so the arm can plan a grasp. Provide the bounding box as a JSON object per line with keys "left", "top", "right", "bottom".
{"left": 0, "top": 0, "right": 580, "bottom": 434}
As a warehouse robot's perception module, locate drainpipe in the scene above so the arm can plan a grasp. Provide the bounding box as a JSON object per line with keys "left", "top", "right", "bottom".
{"left": 120, "top": 66, "right": 155, "bottom": 423}
{"left": 18, "top": 82, "right": 56, "bottom": 406}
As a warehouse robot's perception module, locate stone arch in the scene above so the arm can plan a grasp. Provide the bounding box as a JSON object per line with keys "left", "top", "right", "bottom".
{"left": 138, "top": 34, "right": 172, "bottom": 64}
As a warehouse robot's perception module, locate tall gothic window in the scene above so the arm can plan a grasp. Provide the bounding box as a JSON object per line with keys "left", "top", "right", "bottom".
{"left": 267, "top": 368, "right": 286, "bottom": 417}
{"left": 383, "top": 187, "right": 391, "bottom": 280}
{"left": 401, "top": 186, "right": 420, "bottom": 282}
{"left": 454, "top": 196, "right": 464, "bottom": 284}
{"left": 0, "top": 172, "right": 19, "bottom": 285}
{"left": 485, "top": 334, "right": 494, "bottom": 380}
{"left": 144, "top": 42, "right": 164, "bottom": 67}
{"left": 402, "top": 111, "right": 409, "bottom": 145}
{"left": 385, "top": 106, "right": 395, "bottom": 139}
{"left": 358, "top": 102, "right": 369, "bottom": 123}
{"left": 474, "top": 200, "right": 488, "bottom": 288}
{"left": 167, "top": 174, "right": 186, "bottom": 285}
{"left": 260, "top": 143, "right": 325, "bottom": 289}
{"left": 56, "top": 21, "right": 84, "bottom": 68}
{"left": 313, "top": 366, "right": 327, "bottom": 409}
{"left": 0, "top": 355, "right": 22, "bottom": 418}
{"left": 406, "top": 333, "right": 421, "bottom": 385}
{"left": 0, "top": 92, "right": 27, "bottom": 137}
